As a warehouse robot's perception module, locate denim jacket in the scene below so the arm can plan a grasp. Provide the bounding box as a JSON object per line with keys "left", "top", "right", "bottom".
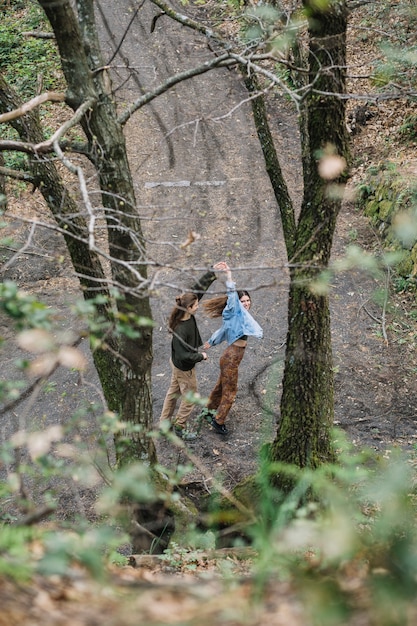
{"left": 207, "top": 281, "right": 263, "bottom": 347}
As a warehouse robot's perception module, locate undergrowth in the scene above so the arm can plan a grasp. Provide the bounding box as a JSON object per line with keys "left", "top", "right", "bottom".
{"left": 1, "top": 282, "right": 417, "bottom": 625}
{"left": 0, "top": 2, "right": 63, "bottom": 170}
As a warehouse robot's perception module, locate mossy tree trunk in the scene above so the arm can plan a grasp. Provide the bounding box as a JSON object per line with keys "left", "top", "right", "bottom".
{"left": 268, "top": 0, "right": 350, "bottom": 476}
{"left": 34, "top": 0, "right": 155, "bottom": 465}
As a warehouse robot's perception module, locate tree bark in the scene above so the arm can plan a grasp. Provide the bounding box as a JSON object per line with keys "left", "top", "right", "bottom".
{"left": 242, "top": 72, "right": 297, "bottom": 260}
{"left": 35, "top": 0, "right": 155, "bottom": 465}
{"left": 270, "top": 0, "right": 350, "bottom": 478}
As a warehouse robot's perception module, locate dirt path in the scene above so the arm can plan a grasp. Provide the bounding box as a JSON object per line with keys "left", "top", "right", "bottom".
{"left": 97, "top": 0, "right": 292, "bottom": 485}
{"left": 103, "top": 0, "right": 417, "bottom": 478}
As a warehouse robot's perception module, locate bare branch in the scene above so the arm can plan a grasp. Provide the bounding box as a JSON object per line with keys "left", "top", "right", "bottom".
{"left": 34, "top": 97, "right": 96, "bottom": 153}
{"left": 0, "top": 92, "right": 65, "bottom": 124}
{"left": 1, "top": 222, "right": 37, "bottom": 273}
{"left": 0, "top": 165, "right": 34, "bottom": 183}
{"left": 0, "top": 140, "right": 39, "bottom": 155}
{"left": 211, "top": 80, "right": 275, "bottom": 122}
{"left": 52, "top": 138, "right": 99, "bottom": 250}
{"left": 149, "top": 0, "right": 215, "bottom": 39}
{"left": 118, "top": 53, "right": 234, "bottom": 125}
{"left": 21, "top": 31, "right": 55, "bottom": 40}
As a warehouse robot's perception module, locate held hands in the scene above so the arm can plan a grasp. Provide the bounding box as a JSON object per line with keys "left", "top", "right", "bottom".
{"left": 213, "top": 261, "right": 232, "bottom": 281}
{"left": 203, "top": 341, "right": 210, "bottom": 350}
{"left": 213, "top": 261, "right": 229, "bottom": 272}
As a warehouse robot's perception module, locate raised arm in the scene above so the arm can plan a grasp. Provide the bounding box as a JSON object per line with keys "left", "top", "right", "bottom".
{"left": 190, "top": 261, "right": 230, "bottom": 301}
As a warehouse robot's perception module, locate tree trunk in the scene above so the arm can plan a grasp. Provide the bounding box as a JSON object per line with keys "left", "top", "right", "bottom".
{"left": 270, "top": 0, "right": 349, "bottom": 477}
{"left": 242, "top": 72, "right": 296, "bottom": 260}
{"left": 0, "top": 73, "right": 110, "bottom": 309}
{"left": 36, "top": 0, "right": 155, "bottom": 465}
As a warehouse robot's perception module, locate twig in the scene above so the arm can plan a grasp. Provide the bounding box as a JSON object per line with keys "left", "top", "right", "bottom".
{"left": 13, "top": 506, "right": 56, "bottom": 526}
{"left": 1, "top": 221, "right": 37, "bottom": 272}
{"left": 165, "top": 431, "right": 255, "bottom": 521}
{"left": 381, "top": 265, "right": 390, "bottom": 346}
{"left": 359, "top": 286, "right": 389, "bottom": 346}
{"left": 0, "top": 92, "right": 65, "bottom": 123}
{"left": 21, "top": 31, "right": 54, "bottom": 40}
{"left": 34, "top": 97, "right": 96, "bottom": 153}
{"left": 360, "top": 304, "right": 381, "bottom": 325}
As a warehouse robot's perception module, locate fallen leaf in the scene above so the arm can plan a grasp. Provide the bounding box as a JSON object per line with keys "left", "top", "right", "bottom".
{"left": 28, "top": 353, "right": 59, "bottom": 377}
{"left": 179, "top": 230, "right": 201, "bottom": 249}
{"left": 17, "top": 328, "right": 55, "bottom": 353}
{"left": 58, "top": 346, "right": 87, "bottom": 371}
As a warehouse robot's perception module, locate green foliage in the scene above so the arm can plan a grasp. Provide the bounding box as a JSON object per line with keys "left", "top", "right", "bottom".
{"left": 0, "top": 136, "right": 29, "bottom": 172}
{"left": 310, "top": 244, "right": 404, "bottom": 297}
{"left": 0, "top": 408, "right": 138, "bottom": 581}
{"left": 356, "top": 162, "right": 417, "bottom": 279}
{"left": 0, "top": 281, "right": 53, "bottom": 329}
{"left": 159, "top": 540, "right": 214, "bottom": 572}
{"left": 38, "top": 526, "right": 129, "bottom": 579}
{"left": 304, "top": 0, "right": 333, "bottom": 13}
{"left": 71, "top": 293, "right": 154, "bottom": 351}
{"left": 0, "top": 525, "right": 36, "bottom": 581}
{"left": 0, "top": 3, "right": 63, "bottom": 171}
{"left": 1, "top": 378, "right": 417, "bottom": 626}
{"left": 365, "top": 1, "right": 417, "bottom": 93}
{"left": 372, "top": 44, "right": 417, "bottom": 90}
{"left": 399, "top": 113, "right": 417, "bottom": 144}
{"left": 0, "top": 378, "right": 27, "bottom": 404}
{"left": 97, "top": 462, "right": 155, "bottom": 513}
{"left": 392, "top": 274, "right": 417, "bottom": 295}
{"left": 0, "top": 2, "right": 60, "bottom": 99}
{"left": 248, "top": 434, "right": 417, "bottom": 625}
{"left": 0, "top": 284, "right": 157, "bottom": 579}
{"left": 242, "top": 5, "right": 282, "bottom": 45}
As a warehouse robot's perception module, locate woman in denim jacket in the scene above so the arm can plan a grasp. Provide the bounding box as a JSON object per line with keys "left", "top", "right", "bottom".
{"left": 202, "top": 263, "right": 263, "bottom": 434}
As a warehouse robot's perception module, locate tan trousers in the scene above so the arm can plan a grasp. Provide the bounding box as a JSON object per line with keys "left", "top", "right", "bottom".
{"left": 159, "top": 360, "right": 197, "bottom": 428}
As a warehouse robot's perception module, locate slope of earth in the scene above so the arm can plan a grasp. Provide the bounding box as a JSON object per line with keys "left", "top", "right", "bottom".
{"left": 1, "top": 1, "right": 417, "bottom": 625}
{"left": 1, "top": 0, "right": 417, "bottom": 519}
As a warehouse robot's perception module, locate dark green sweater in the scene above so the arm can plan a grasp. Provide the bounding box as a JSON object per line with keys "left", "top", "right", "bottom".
{"left": 171, "top": 271, "right": 216, "bottom": 371}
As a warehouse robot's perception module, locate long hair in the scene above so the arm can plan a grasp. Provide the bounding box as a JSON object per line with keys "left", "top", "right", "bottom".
{"left": 202, "top": 290, "right": 252, "bottom": 318}
{"left": 168, "top": 292, "right": 198, "bottom": 332}
{"left": 202, "top": 295, "right": 227, "bottom": 318}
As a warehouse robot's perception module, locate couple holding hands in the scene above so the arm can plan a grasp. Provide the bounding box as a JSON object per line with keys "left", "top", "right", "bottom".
{"left": 159, "top": 262, "right": 263, "bottom": 441}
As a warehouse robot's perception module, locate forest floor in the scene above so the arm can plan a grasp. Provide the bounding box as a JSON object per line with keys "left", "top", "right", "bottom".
{"left": 1, "top": 0, "right": 417, "bottom": 624}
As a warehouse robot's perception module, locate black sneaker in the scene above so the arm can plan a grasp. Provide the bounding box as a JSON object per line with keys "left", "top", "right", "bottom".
{"left": 174, "top": 426, "right": 197, "bottom": 441}
{"left": 210, "top": 417, "right": 228, "bottom": 435}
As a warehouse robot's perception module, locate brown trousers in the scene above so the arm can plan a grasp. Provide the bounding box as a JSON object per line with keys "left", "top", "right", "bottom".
{"left": 159, "top": 360, "right": 197, "bottom": 428}
{"left": 207, "top": 344, "right": 245, "bottom": 424}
